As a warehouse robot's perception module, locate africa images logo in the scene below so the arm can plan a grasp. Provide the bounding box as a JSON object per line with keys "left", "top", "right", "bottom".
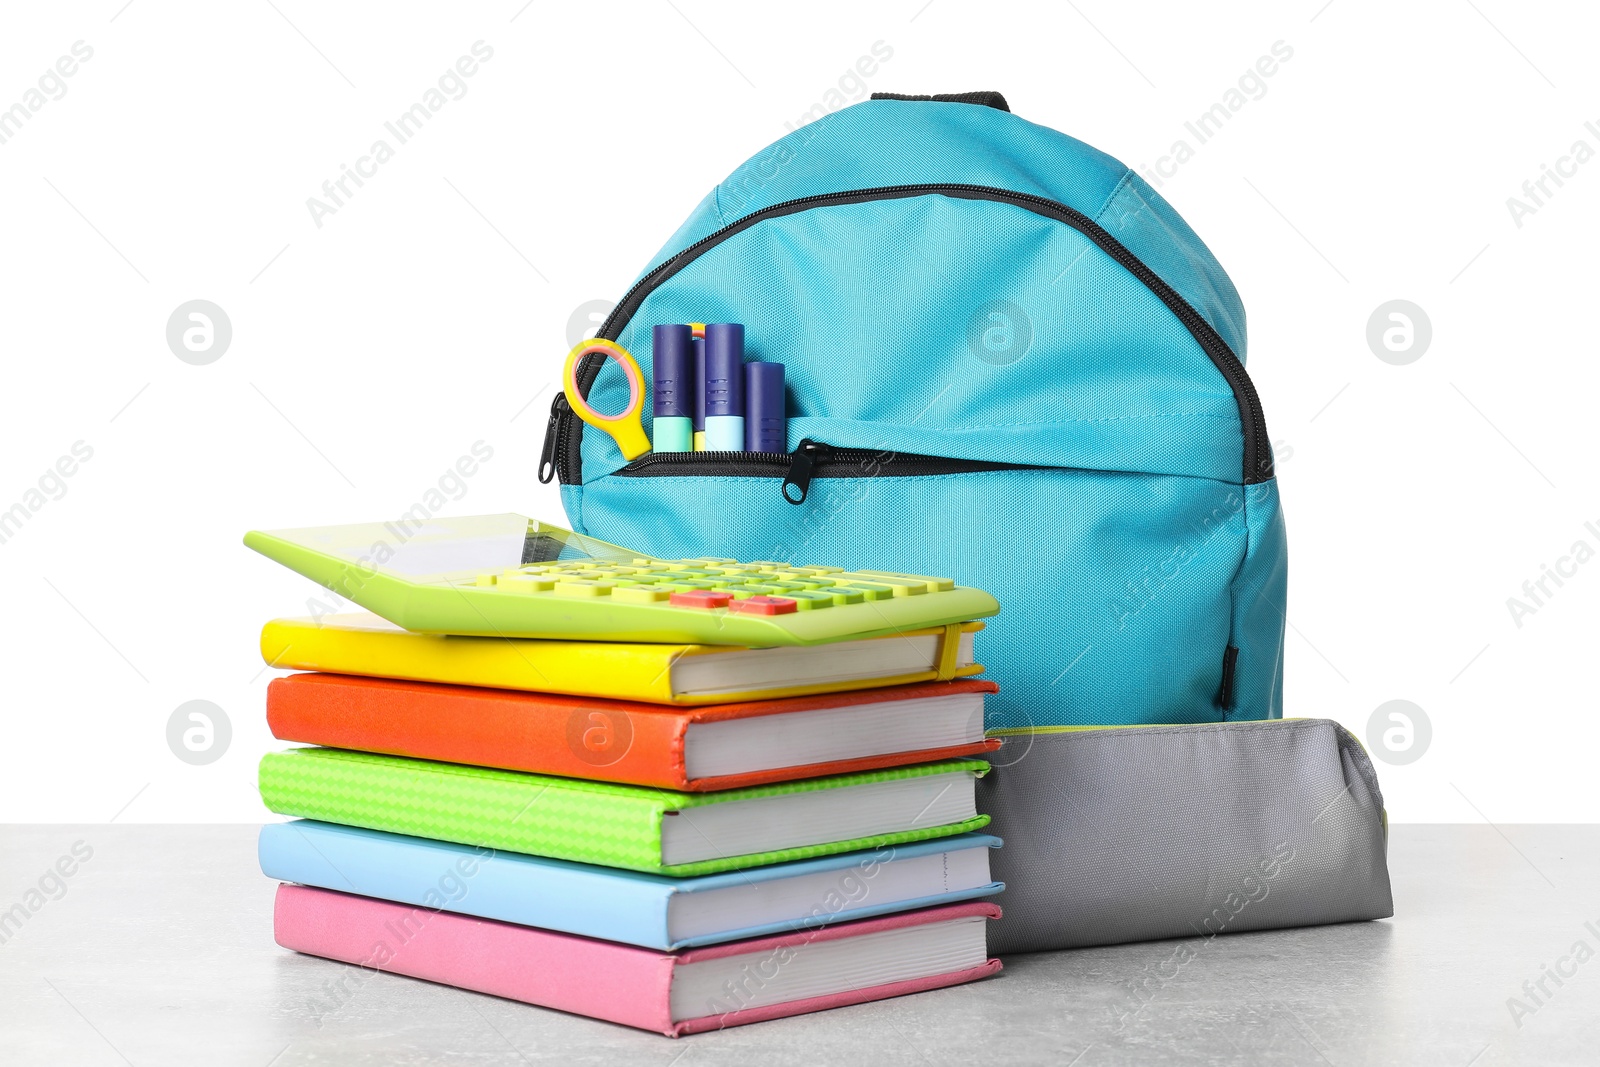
{"left": 565, "top": 707, "right": 634, "bottom": 767}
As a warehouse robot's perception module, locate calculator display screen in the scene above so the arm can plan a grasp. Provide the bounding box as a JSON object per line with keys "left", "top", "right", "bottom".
{"left": 255, "top": 514, "right": 639, "bottom": 583}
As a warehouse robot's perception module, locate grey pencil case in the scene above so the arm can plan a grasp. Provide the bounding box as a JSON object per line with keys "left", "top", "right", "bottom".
{"left": 976, "top": 718, "right": 1393, "bottom": 954}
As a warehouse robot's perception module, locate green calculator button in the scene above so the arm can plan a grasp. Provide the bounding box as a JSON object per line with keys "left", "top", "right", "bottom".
{"left": 553, "top": 579, "right": 614, "bottom": 597}
{"left": 878, "top": 581, "right": 928, "bottom": 597}
{"left": 824, "top": 587, "right": 866, "bottom": 606}
{"left": 834, "top": 582, "right": 894, "bottom": 601}
{"left": 499, "top": 573, "right": 558, "bottom": 593}
{"left": 835, "top": 575, "right": 926, "bottom": 597}
{"left": 784, "top": 590, "right": 835, "bottom": 611}
{"left": 611, "top": 585, "right": 671, "bottom": 604}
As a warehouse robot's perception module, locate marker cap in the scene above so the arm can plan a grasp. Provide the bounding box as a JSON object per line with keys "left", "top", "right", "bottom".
{"left": 704, "top": 323, "right": 745, "bottom": 419}
{"left": 745, "top": 362, "right": 786, "bottom": 452}
{"left": 651, "top": 324, "right": 694, "bottom": 418}
{"left": 704, "top": 416, "right": 744, "bottom": 451}
{"left": 652, "top": 417, "right": 693, "bottom": 453}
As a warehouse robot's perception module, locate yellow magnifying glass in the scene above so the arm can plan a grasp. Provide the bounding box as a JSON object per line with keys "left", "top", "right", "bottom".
{"left": 562, "top": 339, "right": 652, "bottom": 462}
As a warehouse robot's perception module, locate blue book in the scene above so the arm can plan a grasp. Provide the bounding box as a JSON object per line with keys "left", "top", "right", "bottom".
{"left": 259, "top": 820, "right": 1002, "bottom": 950}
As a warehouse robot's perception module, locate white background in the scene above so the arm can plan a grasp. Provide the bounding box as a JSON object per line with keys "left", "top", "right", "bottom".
{"left": 0, "top": 0, "right": 1593, "bottom": 823}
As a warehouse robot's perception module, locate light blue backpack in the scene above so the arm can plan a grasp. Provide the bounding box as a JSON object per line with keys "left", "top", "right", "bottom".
{"left": 540, "top": 92, "right": 1286, "bottom": 730}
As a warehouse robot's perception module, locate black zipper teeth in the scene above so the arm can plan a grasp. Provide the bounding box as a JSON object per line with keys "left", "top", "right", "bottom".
{"left": 616, "top": 449, "right": 1040, "bottom": 477}
{"left": 545, "top": 182, "right": 1271, "bottom": 486}
{"left": 546, "top": 393, "right": 571, "bottom": 486}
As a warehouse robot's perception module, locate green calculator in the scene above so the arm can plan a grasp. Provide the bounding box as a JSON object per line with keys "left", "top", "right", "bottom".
{"left": 245, "top": 514, "right": 999, "bottom": 647}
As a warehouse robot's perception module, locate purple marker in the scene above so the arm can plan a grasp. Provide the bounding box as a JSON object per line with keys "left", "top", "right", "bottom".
{"left": 703, "top": 323, "right": 745, "bottom": 451}
{"left": 651, "top": 324, "right": 694, "bottom": 453}
{"left": 745, "top": 362, "right": 786, "bottom": 452}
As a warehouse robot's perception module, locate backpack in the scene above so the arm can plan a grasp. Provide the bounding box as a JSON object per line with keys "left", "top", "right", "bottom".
{"left": 539, "top": 91, "right": 1286, "bottom": 731}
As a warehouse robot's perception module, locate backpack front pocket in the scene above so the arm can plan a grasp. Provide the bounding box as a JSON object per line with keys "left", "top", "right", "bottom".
{"left": 566, "top": 456, "right": 1263, "bottom": 732}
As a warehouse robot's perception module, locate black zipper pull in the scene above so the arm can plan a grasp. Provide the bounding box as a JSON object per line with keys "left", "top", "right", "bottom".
{"left": 538, "top": 394, "right": 568, "bottom": 484}
{"left": 782, "top": 439, "right": 833, "bottom": 504}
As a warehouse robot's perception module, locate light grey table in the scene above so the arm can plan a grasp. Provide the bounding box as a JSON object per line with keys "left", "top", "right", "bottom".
{"left": 1, "top": 825, "right": 1595, "bottom": 1065}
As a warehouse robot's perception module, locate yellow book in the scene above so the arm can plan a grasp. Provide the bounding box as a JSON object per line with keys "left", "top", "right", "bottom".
{"left": 262, "top": 614, "right": 985, "bottom": 706}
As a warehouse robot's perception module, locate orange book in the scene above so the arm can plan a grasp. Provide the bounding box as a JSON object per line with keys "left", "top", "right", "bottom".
{"left": 267, "top": 673, "right": 1000, "bottom": 792}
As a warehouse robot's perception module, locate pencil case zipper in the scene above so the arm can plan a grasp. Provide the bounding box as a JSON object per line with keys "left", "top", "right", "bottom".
{"left": 613, "top": 438, "right": 1051, "bottom": 505}
{"left": 539, "top": 182, "right": 1272, "bottom": 488}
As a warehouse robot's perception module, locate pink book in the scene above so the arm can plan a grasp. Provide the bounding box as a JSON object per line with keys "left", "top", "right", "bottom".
{"left": 274, "top": 884, "right": 1001, "bottom": 1036}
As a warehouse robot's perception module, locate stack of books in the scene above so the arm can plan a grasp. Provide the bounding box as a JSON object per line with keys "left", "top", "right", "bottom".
{"left": 256, "top": 612, "right": 1005, "bottom": 1036}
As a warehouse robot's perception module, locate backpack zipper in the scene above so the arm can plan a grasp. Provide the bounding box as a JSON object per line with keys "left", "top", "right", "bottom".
{"left": 538, "top": 393, "right": 571, "bottom": 486}
{"left": 615, "top": 438, "right": 1047, "bottom": 505}
{"left": 541, "top": 182, "right": 1272, "bottom": 487}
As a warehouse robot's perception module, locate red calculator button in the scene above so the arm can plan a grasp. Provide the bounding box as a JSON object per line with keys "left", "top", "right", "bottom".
{"left": 669, "top": 590, "right": 731, "bottom": 609}
{"left": 728, "top": 595, "right": 798, "bottom": 615}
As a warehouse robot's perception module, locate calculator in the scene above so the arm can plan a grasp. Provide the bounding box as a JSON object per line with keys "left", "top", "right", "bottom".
{"left": 244, "top": 514, "right": 999, "bottom": 647}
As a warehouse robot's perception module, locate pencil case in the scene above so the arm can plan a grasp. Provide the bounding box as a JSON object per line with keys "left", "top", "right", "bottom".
{"left": 976, "top": 718, "right": 1392, "bottom": 954}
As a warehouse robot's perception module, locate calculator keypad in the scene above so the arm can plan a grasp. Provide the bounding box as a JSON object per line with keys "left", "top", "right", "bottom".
{"left": 470, "top": 557, "right": 958, "bottom": 616}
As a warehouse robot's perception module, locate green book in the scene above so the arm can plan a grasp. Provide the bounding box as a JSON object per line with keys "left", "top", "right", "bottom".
{"left": 258, "top": 748, "right": 990, "bottom": 877}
